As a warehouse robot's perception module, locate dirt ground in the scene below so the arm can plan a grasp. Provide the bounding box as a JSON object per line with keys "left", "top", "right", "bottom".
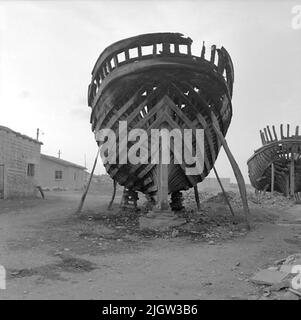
{"left": 0, "top": 190, "right": 301, "bottom": 300}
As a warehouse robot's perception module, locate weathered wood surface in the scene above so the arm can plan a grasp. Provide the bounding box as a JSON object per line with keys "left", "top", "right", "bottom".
{"left": 194, "top": 185, "right": 201, "bottom": 211}
{"left": 211, "top": 112, "right": 250, "bottom": 229}
{"left": 107, "top": 179, "right": 117, "bottom": 210}
{"left": 248, "top": 124, "right": 301, "bottom": 196}
{"left": 88, "top": 33, "right": 234, "bottom": 199}
{"left": 76, "top": 147, "right": 100, "bottom": 214}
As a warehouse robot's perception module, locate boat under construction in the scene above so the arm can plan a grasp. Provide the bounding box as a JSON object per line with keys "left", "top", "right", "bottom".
{"left": 247, "top": 124, "right": 301, "bottom": 198}
{"left": 87, "top": 32, "right": 235, "bottom": 210}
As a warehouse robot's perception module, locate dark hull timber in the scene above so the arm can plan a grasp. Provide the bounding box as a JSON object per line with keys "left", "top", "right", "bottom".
{"left": 88, "top": 33, "right": 234, "bottom": 198}
{"left": 247, "top": 124, "right": 301, "bottom": 196}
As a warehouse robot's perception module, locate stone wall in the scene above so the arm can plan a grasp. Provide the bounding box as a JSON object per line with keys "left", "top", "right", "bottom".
{"left": 0, "top": 126, "right": 41, "bottom": 198}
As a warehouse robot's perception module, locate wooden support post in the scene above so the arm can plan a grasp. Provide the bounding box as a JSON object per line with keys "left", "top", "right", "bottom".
{"left": 108, "top": 179, "right": 117, "bottom": 210}
{"left": 213, "top": 166, "right": 235, "bottom": 216}
{"left": 286, "top": 175, "right": 290, "bottom": 197}
{"left": 271, "top": 163, "right": 275, "bottom": 194}
{"left": 211, "top": 112, "right": 251, "bottom": 229}
{"left": 157, "top": 120, "right": 169, "bottom": 211}
{"left": 120, "top": 187, "right": 126, "bottom": 207}
{"left": 193, "top": 185, "right": 201, "bottom": 211}
{"left": 36, "top": 186, "right": 45, "bottom": 199}
{"left": 76, "top": 147, "right": 100, "bottom": 214}
{"left": 158, "top": 163, "right": 169, "bottom": 210}
{"left": 290, "top": 153, "right": 295, "bottom": 196}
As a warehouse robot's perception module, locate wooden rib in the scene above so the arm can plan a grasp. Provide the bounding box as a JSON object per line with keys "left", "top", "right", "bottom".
{"left": 272, "top": 125, "right": 278, "bottom": 141}
{"left": 210, "top": 45, "right": 216, "bottom": 64}
{"left": 267, "top": 126, "right": 273, "bottom": 141}
{"left": 263, "top": 128, "right": 269, "bottom": 142}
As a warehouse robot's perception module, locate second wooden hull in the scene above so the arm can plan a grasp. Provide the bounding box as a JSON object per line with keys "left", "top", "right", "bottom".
{"left": 247, "top": 125, "right": 301, "bottom": 195}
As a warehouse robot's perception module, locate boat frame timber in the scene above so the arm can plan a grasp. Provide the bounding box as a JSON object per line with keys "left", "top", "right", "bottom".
{"left": 247, "top": 124, "right": 301, "bottom": 198}
{"left": 88, "top": 32, "right": 241, "bottom": 212}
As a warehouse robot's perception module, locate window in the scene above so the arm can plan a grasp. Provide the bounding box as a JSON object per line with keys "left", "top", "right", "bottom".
{"left": 55, "top": 170, "right": 63, "bottom": 180}
{"left": 27, "top": 163, "right": 35, "bottom": 177}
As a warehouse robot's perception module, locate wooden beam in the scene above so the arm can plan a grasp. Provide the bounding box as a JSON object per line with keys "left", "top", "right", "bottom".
{"left": 272, "top": 125, "right": 278, "bottom": 141}
{"left": 194, "top": 185, "right": 201, "bottom": 211}
{"left": 264, "top": 128, "right": 269, "bottom": 142}
{"left": 157, "top": 116, "right": 169, "bottom": 211}
{"left": 158, "top": 163, "right": 169, "bottom": 210}
{"left": 286, "top": 175, "right": 290, "bottom": 197}
{"left": 260, "top": 130, "right": 266, "bottom": 145}
{"left": 280, "top": 124, "right": 284, "bottom": 139}
{"left": 267, "top": 126, "right": 273, "bottom": 141}
{"left": 201, "top": 41, "right": 205, "bottom": 59}
{"left": 76, "top": 147, "right": 100, "bottom": 214}
{"left": 296, "top": 126, "right": 299, "bottom": 137}
{"left": 119, "top": 187, "right": 126, "bottom": 207}
{"left": 211, "top": 112, "right": 251, "bottom": 229}
{"left": 271, "top": 162, "right": 275, "bottom": 193}
{"left": 107, "top": 179, "right": 117, "bottom": 210}
{"left": 290, "top": 153, "right": 295, "bottom": 196}
{"left": 210, "top": 45, "right": 216, "bottom": 64}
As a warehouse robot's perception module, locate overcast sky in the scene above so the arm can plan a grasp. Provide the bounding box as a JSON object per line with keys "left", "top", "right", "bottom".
{"left": 0, "top": 0, "right": 300, "bottom": 183}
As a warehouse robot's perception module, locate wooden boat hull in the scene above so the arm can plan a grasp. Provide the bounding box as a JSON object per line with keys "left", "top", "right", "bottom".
{"left": 247, "top": 125, "right": 301, "bottom": 196}
{"left": 88, "top": 33, "right": 234, "bottom": 197}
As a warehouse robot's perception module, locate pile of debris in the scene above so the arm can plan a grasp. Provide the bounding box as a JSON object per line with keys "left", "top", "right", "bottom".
{"left": 205, "top": 191, "right": 242, "bottom": 206}
{"left": 138, "top": 208, "right": 246, "bottom": 243}
{"left": 205, "top": 190, "right": 295, "bottom": 209}
{"left": 182, "top": 189, "right": 295, "bottom": 212}
{"left": 84, "top": 204, "right": 247, "bottom": 244}
{"left": 182, "top": 189, "right": 213, "bottom": 211}
{"left": 248, "top": 191, "right": 295, "bottom": 209}
{"left": 250, "top": 253, "right": 301, "bottom": 300}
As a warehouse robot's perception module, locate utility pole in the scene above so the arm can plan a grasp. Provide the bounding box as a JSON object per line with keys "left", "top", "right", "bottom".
{"left": 36, "top": 128, "right": 44, "bottom": 141}
{"left": 58, "top": 150, "right": 62, "bottom": 159}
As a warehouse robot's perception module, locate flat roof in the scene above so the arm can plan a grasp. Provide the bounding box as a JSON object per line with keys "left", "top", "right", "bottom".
{"left": 41, "top": 154, "right": 87, "bottom": 170}
{"left": 0, "top": 125, "right": 43, "bottom": 145}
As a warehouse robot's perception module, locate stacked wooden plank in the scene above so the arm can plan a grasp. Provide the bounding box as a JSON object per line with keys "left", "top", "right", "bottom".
{"left": 247, "top": 124, "right": 301, "bottom": 196}
{"left": 88, "top": 33, "right": 234, "bottom": 198}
